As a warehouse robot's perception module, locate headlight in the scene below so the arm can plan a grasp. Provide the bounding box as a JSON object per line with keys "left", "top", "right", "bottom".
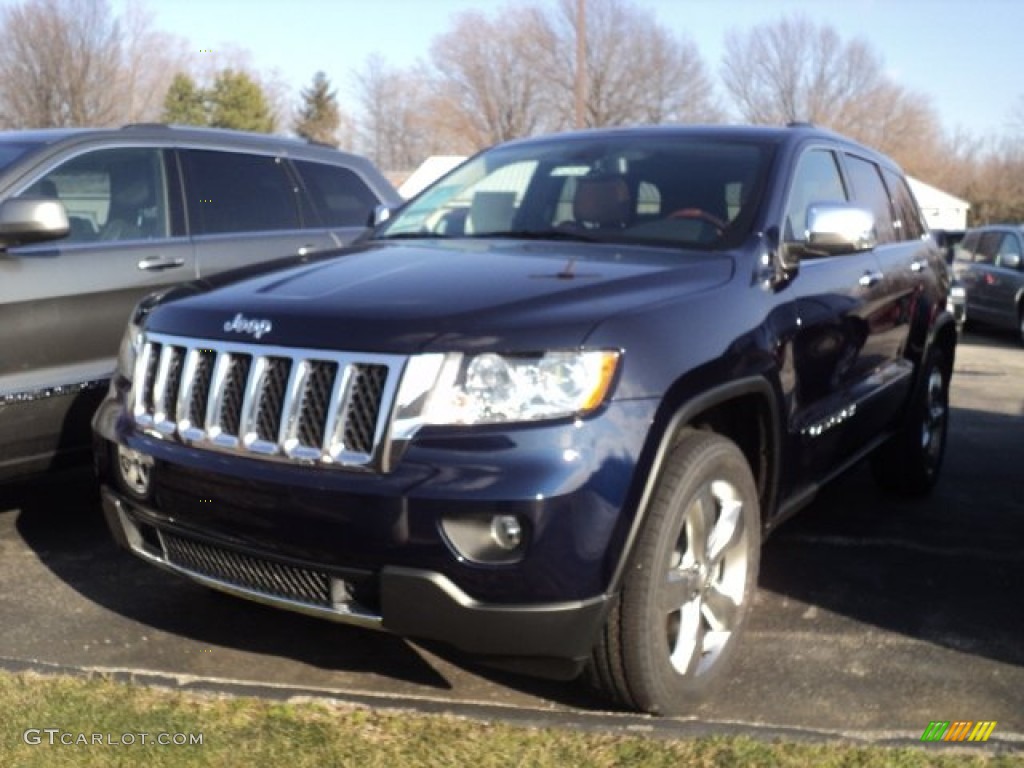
{"left": 392, "top": 349, "right": 619, "bottom": 435}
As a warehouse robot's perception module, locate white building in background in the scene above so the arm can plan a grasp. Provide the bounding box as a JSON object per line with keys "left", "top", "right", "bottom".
{"left": 398, "top": 156, "right": 466, "bottom": 199}
{"left": 908, "top": 177, "right": 970, "bottom": 233}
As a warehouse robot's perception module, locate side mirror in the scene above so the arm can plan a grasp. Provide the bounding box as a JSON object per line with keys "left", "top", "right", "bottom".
{"left": 1001, "top": 252, "right": 1022, "bottom": 270}
{"left": 372, "top": 204, "right": 393, "bottom": 227}
{"left": 805, "top": 203, "right": 877, "bottom": 256}
{"left": 0, "top": 197, "right": 70, "bottom": 249}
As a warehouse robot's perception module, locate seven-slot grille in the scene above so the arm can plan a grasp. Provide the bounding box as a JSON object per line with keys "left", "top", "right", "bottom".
{"left": 132, "top": 333, "right": 403, "bottom": 470}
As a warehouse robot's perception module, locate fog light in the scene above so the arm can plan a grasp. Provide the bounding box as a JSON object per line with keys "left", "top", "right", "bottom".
{"left": 117, "top": 445, "right": 153, "bottom": 497}
{"left": 491, "top": 515, "right": 523, "bottom": 551}
{"left": 440, "top": 513, "right": 527, "bottom": 564}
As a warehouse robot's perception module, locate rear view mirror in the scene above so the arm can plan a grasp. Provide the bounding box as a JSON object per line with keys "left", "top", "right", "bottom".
{"left": 0, "top": 197, "right": 70, "bottom": 249}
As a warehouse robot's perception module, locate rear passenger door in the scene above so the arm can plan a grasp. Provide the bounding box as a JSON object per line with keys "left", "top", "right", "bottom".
{"left": 181, "top": 149, "right": 338, "bottom": 276}
{"left": 841, "top": 155, "right": 922, "bottom": 371}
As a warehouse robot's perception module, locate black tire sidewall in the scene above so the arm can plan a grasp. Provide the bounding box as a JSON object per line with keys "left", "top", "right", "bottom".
{"left": 618, "top": 431, "right": 760, "bottom": 714}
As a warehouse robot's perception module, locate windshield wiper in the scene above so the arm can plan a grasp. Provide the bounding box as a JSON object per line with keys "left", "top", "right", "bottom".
{"left": 471, "top": 228, "right": 602, "bottom": 242}
{"left": 374, "top": 231, "right": 450, "bottom": 240}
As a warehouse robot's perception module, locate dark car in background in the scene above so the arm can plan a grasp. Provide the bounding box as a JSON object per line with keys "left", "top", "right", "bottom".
{"left": 0, "top": 124, "right": 400, "bottom": 482}
{"left": 952, "top": 224, "right": 1024, "bottom": 343}
{"left": 93, "top": 124, "right": 956, "bottom": 715}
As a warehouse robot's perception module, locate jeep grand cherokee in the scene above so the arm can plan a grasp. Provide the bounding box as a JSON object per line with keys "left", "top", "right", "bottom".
{"left": 93, "top": 124, "right": 957, "bottom": 714}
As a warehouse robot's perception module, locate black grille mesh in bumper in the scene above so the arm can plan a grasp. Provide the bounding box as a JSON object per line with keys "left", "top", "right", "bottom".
{"left": 162, "top": 533, "right": 331, "bottom": 607}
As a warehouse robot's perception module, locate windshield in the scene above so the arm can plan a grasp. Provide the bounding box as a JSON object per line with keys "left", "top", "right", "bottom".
{"left": 380, "top": 134, "right": 775, "bottom": 250}
{"left": 0, "top": 141, "right": 44, "bottom": 175}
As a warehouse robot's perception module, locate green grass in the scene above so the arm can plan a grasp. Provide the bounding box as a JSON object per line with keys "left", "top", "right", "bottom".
{"left": 0, "top": 670, "right": 1019, "bottom": 767}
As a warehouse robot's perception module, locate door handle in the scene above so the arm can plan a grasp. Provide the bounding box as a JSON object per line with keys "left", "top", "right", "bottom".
{"left": 297, "top": 244, "right": 317, "bottom": 256}
{"left": 910, "top": 259, "right": 929, "bottom": 273}
{"left": 858, "top": 270, "right": 884, "bottom": 288}
{"left": 137, "top": 256, "right": 185, "bottom": 272}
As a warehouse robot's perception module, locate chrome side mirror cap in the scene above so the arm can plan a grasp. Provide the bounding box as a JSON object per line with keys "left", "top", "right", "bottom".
{"left": 805, "top": 203, "right": 877, "bottom": 256}
{"left": 0, "top": 197, "right": 70, "bottom": 249}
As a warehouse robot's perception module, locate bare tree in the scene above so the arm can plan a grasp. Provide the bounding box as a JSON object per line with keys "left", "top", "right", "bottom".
{"left": 429, "top": 7, "right": 555, "bottom": 149}
{"left": 351, "top": 54, "right": 449, "bottom": 170}
{"left": 0, "top": 0, "right": 191, "bottom": 128}
{"left": 114, "top": 0, "right": 189, "bottom": 123}
{"left": 720, "top": 15, "right": 948, "bottom": 177}
{"left": 0, "top": 0, "right": 122, "bottom": 127}
{"left": 539, "top": 0, "right": 721, "bottom": 128}
{"left": 1012, "top": 93, "right": 1024, "bottom": 135}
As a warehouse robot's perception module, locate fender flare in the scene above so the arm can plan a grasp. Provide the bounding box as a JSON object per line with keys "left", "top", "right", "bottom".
{"left": 606, "top": 375, "right": 781, "bottom": 594}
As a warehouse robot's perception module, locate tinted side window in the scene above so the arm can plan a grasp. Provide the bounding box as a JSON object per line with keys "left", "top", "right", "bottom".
{"left": 881, "top": 168, "right": 925, "bottom": 241}
{"left": 973, "top": 232, "right": 1002, "bottom": 265}
{"left": 845, "top": 155, "right": 896, "bottom": 244}
{"left": 784, "top": 149, "right": 847, "bottom": 244}
{"left": 18, "top": 147, "right": 171, "bottom": 243}
{"left": 184, "top": 150, "right": 300, "bottom": 235}
{"left": 996, "top": 232, "right": 1023, "bottom": 267}
{"left": 293, "top": 160, "right": 378, "bottom": 227}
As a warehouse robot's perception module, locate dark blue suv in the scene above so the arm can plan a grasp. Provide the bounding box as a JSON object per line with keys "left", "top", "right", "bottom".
{"left": 93, "top": 125, "right": 957, "bottom": 714}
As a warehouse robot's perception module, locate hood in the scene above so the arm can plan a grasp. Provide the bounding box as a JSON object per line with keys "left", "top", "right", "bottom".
{"left": 147, "top": 239, "right": 734, "bottom": 353}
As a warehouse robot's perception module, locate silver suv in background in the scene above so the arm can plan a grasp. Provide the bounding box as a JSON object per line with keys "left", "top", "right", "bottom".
{"left": 0, "top": 124, "right": 400, "bottom": 482}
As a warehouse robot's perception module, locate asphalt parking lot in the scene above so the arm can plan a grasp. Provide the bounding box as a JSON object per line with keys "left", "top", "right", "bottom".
{"left": 1, "top": 330, "right": 1022, "bottom": 744}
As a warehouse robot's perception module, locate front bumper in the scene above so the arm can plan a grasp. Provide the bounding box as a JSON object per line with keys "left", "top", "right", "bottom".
{"left": 102, "top": 488, "right": 609, "bottom": 669}
{"left": 94, "top": 393, "right": 657, "bottom": 668}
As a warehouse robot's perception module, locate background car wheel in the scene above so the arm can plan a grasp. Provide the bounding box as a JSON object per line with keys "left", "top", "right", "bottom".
{"left": 871, "top": 349, "right": 950, "bottom": 497}
{"left": 588, "top": 429, "right": 760, "bottom": 715}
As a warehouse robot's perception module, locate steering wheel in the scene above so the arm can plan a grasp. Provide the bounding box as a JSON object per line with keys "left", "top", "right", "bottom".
{"left": 668, "top": 208, "right": 726, "bottom": 234}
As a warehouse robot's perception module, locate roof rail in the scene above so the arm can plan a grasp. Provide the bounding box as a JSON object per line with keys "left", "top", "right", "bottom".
{"left": 121, "top": 122, "right": 169, "bottom": 130}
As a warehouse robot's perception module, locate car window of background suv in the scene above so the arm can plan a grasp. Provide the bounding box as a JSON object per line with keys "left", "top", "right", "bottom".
{"left": 292, "top": 160, "right": 378, "bottom": 228}
{"left": 17, "top": 148, "right": 170, "bottom": 244}
{"left": 185, "top": 150, "right": 300, "bottom": 235}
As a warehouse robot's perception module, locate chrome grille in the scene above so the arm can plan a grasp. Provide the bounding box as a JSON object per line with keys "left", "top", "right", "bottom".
{"left": 162, "top": 533, "right": 331, "bottom": 607}
{"left": 132, "top": 333, "right": 404, "bottom": 470}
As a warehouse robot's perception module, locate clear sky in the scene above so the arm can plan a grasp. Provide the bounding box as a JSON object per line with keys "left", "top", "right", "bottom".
{"left": 105, "top": 0, "right": 1024, "bottom": 139}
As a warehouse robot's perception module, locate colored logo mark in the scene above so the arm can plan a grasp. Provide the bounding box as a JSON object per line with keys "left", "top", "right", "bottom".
{"left": 920, "top": 721, "right": 997, "bottom": 742}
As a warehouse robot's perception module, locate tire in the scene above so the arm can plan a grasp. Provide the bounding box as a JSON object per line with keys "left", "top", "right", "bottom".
{"left": 588, "top": 429, "right": 760, "bottom": 715}
{"left": 1018, "top": 305, "right": 1024, "bottom": 346}
{"left": 871, "top": 349, "right": 950, "bottom": 497}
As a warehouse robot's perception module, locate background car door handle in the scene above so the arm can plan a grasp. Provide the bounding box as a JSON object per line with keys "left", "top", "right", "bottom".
{"left": 137, "top": 256, "right": 185, "bottom": 271}
{"left": 859, "top": 270, "right": 884, "bottom": 287}
{"left": 911, "top": 259, "right": 929, "bottom": 272}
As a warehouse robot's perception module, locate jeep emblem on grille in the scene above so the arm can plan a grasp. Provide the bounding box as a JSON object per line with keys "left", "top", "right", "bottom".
{"left": 223, "top": 313, "right": 273, "bottom": 339}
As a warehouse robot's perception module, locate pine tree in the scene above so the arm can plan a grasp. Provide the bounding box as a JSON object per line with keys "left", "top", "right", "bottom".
{"left": 161, "top": 73, "right": 207, "bottom": 126}
{"left": 294, "top": 71, "right": 341, "bottom": 145}
{"left": 207, "top": 69, "right": 275, "bottom": 133}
